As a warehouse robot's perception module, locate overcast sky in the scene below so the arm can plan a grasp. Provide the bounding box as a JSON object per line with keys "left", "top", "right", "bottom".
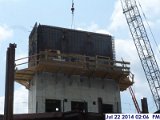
{"left": 0, "top": 0, "right": 160, "bottom": 114}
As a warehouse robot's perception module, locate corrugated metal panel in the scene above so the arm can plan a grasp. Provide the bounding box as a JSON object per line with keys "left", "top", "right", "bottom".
{"left": 37, "top": 26, "right": 63, "bottom": 53}
{"left": 29, "top": 24, "right": 114, "bottom": 59}
{"left": 29, "top": 23, "right": 38, "bottom": 57}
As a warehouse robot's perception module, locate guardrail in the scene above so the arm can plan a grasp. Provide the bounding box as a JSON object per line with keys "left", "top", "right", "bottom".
{"left": 15, "top": 51, "right": 133, "bottom": 82}
{"left": 16, "top": 51, "right": 130, "bottom": 71}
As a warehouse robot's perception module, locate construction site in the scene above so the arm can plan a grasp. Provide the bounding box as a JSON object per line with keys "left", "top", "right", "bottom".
{"left": 0, "top": 0, "right": 160, "bottom": 120}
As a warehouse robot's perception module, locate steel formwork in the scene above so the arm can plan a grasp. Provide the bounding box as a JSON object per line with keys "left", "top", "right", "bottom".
{"left": 29, "top": 24, "right": 115, "bottom": 61}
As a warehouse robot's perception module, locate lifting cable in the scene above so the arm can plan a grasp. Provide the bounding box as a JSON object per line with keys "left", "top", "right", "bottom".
{"left": 71, "top": 0, "right": 75, "bottom": 29}
{"left": 137, "top": 0, "right": 160, "bottom": 57}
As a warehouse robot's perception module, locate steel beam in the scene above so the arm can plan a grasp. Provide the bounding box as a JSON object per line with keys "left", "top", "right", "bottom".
{"left": 4, "top": 44, "right": 16, "bottom": 120}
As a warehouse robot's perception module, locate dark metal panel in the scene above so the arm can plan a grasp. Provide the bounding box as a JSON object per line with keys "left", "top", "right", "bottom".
{"left": 29, "top": 24, "right": 114, "bottom": 59}
{"left": 37, "top": 26, "right": 63, "bottom": 52}
{"left": 90, "top": 34, "right": 113, "bottom": 57}
{"left": 29, "top": 24, "right": 38, "bottom": 56}
{"left": 141, "top": 98, "right": 149, "bottom": 113}
{"left": 66, "top": 29, "right": 88, "bottom": 55}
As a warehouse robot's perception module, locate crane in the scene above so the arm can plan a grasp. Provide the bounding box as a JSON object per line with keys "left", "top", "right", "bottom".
{"left": 120, "top": 0, "right": 160, "bottom": 110}
{"left": 71, "top": 0, "right": 75, "bottom": 29}
{"left": 129, "top": 86, "right": 141, "bottom": 113}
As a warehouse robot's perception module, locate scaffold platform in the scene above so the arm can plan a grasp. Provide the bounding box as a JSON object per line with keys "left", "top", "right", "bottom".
{"left": 15, "top": 51, "right": 134, "bottom": 91}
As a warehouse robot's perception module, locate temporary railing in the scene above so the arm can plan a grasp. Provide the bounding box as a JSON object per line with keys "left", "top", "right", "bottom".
{"left": 15, "top": 50, "right": 134, "bottom": 90}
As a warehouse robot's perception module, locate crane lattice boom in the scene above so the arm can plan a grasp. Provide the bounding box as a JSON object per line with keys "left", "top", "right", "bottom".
{"left": 120, "top": 0, "right": 160, "bottom": 109}
{"left": 129, "top": 87, "right": 141, "bottom": 113}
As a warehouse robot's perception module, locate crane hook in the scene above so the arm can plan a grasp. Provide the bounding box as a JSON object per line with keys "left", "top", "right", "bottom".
{"left": 71, "top": 0, "right": 75, "bottom": 14}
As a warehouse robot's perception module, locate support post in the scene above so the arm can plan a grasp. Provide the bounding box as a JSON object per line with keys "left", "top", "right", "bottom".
{"left": 98, "top": 97, "right": 103, "bottom": 114}
{"left": 4, "top": 44, "right": 16, "bottom": 120}
{"left": 141, "top": 97, "right": 149, "bottom": 113}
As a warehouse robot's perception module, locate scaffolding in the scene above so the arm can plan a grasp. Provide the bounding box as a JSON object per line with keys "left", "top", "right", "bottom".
{"left": 15, "top": 51, "right": 134, "bottom": 91}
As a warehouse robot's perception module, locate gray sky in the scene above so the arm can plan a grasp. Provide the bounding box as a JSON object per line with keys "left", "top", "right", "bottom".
{"left": 0, "top": 0, "right": 160, "bottom": 113}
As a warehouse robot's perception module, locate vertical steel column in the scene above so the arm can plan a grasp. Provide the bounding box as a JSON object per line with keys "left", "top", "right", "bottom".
{"left": 4, "top": 44, "right": 16, "bottom": 120}
{"left": 98, "top": 97, "right": 103, "bottom": 114}
{"left": 141, "top": 98, "right": 149, "bottom": 113}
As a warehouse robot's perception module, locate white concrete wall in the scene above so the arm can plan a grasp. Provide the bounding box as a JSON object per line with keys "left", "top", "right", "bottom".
{"left": 28, "top": 72, "right": 121, "bottom": 113}
{"left": 28, "top": 74, "right": 37, "bottom": 113}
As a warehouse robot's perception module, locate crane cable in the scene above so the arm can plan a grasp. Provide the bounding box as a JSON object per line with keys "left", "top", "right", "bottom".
{"left": 71, "top": 0, "right": 75, "bottom": 29}
{"left": 137, "top": 0, "right": 160, "bottom": 57}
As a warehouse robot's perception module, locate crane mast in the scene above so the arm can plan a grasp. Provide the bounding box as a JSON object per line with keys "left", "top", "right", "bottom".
{"left": 120, "top": 0, "right": 160, "bottom": 109}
